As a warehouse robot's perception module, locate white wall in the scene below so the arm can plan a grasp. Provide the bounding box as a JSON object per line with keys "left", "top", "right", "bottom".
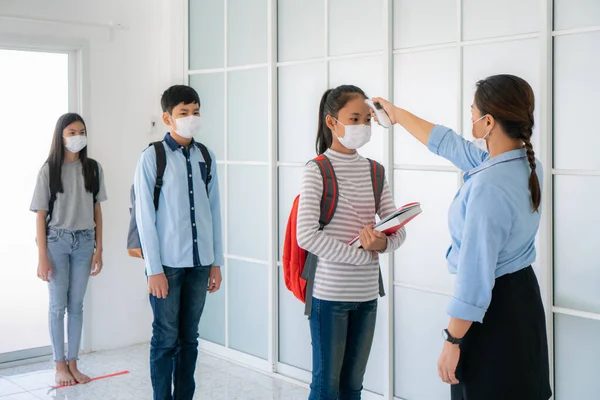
{"left": 0, "top": 0, "right": 185, "bottom": 351}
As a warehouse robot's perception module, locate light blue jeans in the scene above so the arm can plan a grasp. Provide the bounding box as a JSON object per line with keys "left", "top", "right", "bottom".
{"left": 46, "top": 228, "right": 95, "bottom": 362}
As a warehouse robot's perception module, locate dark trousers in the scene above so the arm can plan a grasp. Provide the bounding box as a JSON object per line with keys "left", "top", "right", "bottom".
{"left": 149, "top": 266, "right": 210, "bottom": 400}
{"left": 308, "top": 298, "right": 378, "bottom": 400}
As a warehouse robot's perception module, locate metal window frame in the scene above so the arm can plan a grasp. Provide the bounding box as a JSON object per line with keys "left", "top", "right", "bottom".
{"left": 185, "top": 0, "right": 600, "bottom": 398}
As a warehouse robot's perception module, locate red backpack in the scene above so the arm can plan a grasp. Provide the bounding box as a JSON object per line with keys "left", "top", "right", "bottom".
{"left": 282, "top": 154, "right": 385, "bottom": 314}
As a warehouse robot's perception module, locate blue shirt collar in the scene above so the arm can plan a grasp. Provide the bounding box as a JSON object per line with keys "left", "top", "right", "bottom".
{"left": 164, "top": 132, "right": 196, "bottom": 152}
{"left": 468, "top": 148, "right": 527, "bottom": 176}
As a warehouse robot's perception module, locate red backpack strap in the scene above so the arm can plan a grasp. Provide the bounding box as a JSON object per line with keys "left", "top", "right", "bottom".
{"left": 309, "top": 154, "right": 339, "bottom": 229}
{"left": 302, "top": 155, "right": 338, "bottom": 316}
{"left": 368, "top": 159, "right": 385, "bottom": 213}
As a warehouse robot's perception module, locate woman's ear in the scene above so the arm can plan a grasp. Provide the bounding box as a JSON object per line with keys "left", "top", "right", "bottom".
{"left": 486, "top": 114, "right": 496, "bottom": 132}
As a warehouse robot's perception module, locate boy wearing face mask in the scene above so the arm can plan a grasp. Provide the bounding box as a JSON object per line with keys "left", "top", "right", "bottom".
{"left": 133, "top": 85, "right": 223, "bottom": 400}
{"left": 296, "top": 85, "right": 407, "bottom": 400}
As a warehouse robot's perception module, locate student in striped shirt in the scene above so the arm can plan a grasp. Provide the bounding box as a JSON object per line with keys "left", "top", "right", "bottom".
{"left": 297, "top": 85, "right": 407, "bottom": 400}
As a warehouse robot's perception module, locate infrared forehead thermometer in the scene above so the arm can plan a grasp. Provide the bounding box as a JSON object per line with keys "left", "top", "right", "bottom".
{"left": 365, "top": 99, "right": 392, "bottom": 128}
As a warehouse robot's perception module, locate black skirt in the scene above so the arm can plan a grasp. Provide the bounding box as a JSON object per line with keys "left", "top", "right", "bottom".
{"left": 451, "top": 266, "right": 552, "bottom": 400}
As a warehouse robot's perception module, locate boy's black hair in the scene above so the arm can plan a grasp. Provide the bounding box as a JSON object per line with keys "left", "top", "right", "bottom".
{"left": 161, "top": 85, "right": 201, "bottom": 114}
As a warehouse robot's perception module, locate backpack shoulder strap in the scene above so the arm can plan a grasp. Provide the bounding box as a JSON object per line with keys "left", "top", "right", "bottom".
{"left": 195, "top": 142, "right": 212, "bottom": 195}
{"left": 151, "top": 141, "right": 167, "bottom": 211}
{"left": 91, "top": 159, "right": 100, "bottom": 203}
{"left": 47, "top": 188, "right": 57, "bottom": 227}
{"left": 46, "top": 163, "right": 58, "bottom": 226}
{"left": 367, "top": 158, "right": 385, "bottom": 213}
{"left": 308, "top": 154, "right": 339, "bottom": 230}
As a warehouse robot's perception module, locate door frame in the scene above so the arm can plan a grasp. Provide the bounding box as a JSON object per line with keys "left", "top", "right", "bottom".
{"left": 0, "top": 37, "right": 88, "bottom": 367}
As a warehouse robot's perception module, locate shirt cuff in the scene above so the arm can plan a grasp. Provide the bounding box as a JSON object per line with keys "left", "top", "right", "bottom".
{"left": 212, "top": 255, "right": 224, "bottom": 267}
{"left": 377, "top": 237, "right": 391, "bottom": 254}
{"left": 146, "top": 263, "right": 164, "bottom": 276}
{"left": 447, "top": 297, "right": 486, "bottom": 323}
{"left": 358, "top": 248, "right": 374, "bottom": 265}
{"left": 427, "top": 125, "right": 452, "bottom": 155}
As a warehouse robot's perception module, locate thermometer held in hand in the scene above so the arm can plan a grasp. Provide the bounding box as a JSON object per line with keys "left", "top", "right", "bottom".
{"left": 365, "top": 98, "right": 392, "bottom": 128}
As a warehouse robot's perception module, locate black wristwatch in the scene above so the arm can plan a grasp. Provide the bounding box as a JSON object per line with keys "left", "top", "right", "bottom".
{"left": 442, "top": 329, "right": 463, "bottom": 345}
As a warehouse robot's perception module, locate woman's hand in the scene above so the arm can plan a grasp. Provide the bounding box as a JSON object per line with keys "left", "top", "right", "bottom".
{"left": 371, "top": 97, "right": 400, "bottom": 125}
{"left": 438, "top": 341, "right": 461, "bottom": 385}
{"left": 37, "top": 256, "right": 53, "bottom": 282}
{"left": 359, "top": 225, "right": 387, "bottom": 252}
{"left": 91, "top": 250, "right": 103, "bottom": 276}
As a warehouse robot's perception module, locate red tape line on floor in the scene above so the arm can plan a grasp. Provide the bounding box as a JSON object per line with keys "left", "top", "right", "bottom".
{"left": 52, "top": 370, "right": 130, "bottom": 389}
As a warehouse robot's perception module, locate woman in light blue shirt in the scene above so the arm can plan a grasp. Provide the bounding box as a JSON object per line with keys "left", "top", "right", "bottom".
{"left": 374, "top": 75, "right": 551, "bottom": 400}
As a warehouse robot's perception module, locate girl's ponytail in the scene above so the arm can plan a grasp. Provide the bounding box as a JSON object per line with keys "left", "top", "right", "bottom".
{"left": 316, "top": 89, "right": 334, "bottom": 155}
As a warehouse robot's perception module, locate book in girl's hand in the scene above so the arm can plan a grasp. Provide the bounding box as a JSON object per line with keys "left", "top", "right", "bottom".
{"left": 348, "top": 202, "right": 422, "bottom": 248}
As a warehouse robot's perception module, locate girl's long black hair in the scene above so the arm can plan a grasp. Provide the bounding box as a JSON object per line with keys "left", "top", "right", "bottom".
{"left": 46, "top": 113, "right": 98, "bottom": 195}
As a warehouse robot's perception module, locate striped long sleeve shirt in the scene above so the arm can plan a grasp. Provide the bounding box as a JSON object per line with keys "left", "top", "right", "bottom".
{"left": 296, "top": 149, "right": 406, "bottom": 302}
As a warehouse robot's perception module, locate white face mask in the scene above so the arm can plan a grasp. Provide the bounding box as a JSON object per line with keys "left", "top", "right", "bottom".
{"left": 173, "top": 115, "right": 202, "bottom": 139}
{"left": 333, "top": 118, "right": 372, "bottom": 150}
{"left": 472, "top": 114, "right": 491, "bottom": 152}
{"left": 64, "top": 135, "right": 87, "bottom": 153}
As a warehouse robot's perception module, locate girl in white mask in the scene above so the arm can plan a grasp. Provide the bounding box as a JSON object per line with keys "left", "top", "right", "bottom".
{"left": 30, "top": 113, "right": 107, "bottom": 387}
{"left": 296, "top": 85, "right": 407, "bottom": 400}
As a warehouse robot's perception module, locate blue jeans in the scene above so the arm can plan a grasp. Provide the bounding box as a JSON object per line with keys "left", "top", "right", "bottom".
{"left": 309, "top": 298, "right": 378, "bottom": 400}
{"left": 46, "top": 228, "right": 95, "bottom": 362}
{"left": 149, "top": 266, "right": 210, "bottom": 400}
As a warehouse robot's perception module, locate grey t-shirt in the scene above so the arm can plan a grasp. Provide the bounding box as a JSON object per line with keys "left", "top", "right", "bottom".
{"left": 30, "top": 160, "right": 108, "bottom": 230}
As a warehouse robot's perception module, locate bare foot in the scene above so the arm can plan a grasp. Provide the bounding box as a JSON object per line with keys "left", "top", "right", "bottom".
{"left": 68, "top": 360, "right": 91, "bottom": 384}
{"left": 55, "top": 361, "right": 76, "bottom": 386}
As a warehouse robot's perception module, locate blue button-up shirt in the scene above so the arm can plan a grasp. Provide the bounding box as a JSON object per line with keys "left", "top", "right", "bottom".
{"left": 134, "top": 133, "right": 224, "bottom": 276}
{"left": 428, "top": 125, "right": 543, "bottom": 322}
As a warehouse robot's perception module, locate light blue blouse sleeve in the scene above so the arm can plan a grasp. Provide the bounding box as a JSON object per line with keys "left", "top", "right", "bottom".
{"left": 447, "top": 183, "right": 513, "bottom": 322}
{"left": 427, "top": 125, "right": 489, "bottom": 172}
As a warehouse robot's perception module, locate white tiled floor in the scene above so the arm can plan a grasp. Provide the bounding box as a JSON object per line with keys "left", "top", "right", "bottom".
{"left": 0, "top": 345, "right": 309, "bottom": 399}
